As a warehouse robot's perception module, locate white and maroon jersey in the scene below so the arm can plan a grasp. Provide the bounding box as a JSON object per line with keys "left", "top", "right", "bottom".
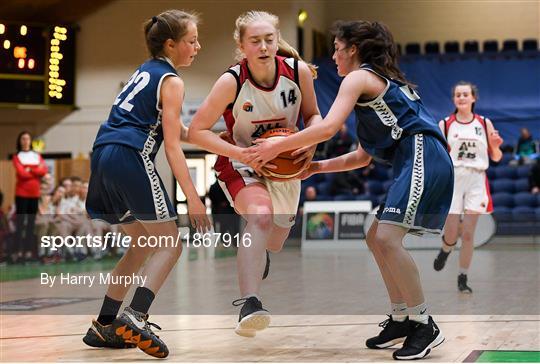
{"left": 444, "top": 113, "right": 490, "bottom": 171}
{"left": 223, "top": 56, "right": 302, "bottom": 148}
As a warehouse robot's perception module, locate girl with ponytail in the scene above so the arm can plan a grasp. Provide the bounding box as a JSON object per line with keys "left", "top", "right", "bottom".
{"left": 189, "top": 10, "right": 322, "bottom": 338}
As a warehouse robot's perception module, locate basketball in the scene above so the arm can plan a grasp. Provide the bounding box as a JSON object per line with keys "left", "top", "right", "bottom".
{"left": 260, "top": 128, "right": 306, "bottom": 181}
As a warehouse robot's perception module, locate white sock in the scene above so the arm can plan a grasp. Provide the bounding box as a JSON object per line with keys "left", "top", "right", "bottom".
{"left": 391, "top": 302, "right": 408, "bottom": 322}
{"left": 408, "top": 302, "right": 429, "bottom": 324}
{"left": 459, "top": 268, "right": 468, "bottom": 275}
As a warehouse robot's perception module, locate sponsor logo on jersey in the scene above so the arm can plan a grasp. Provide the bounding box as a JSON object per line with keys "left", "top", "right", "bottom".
{"left": 242, "top": 102, "right": 253, "bottom": 112}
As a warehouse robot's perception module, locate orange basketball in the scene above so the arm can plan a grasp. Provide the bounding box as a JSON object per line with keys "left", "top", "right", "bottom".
{"left": 260, "top": 128, "right": 306, "bottom": 181}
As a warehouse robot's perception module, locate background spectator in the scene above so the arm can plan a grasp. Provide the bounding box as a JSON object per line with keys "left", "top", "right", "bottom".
{"left": 12, "top": 131, "right": 48, "bottom": 263}
{"left": 56, "top": 176, "right": 90, "bottom": 260}
{"left": 305, "top": 186, "right": 318, "bottom": 202}
{"left": 512, "top": 127, "right": 538, "bottom": 165}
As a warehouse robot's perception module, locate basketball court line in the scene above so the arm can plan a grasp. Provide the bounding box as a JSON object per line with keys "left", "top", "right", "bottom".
{"left": 2, "top": 316, "right": 538, "bottom": 340}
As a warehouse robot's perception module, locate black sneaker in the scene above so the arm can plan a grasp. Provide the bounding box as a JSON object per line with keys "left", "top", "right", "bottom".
{"left": 83, "top": 319, "right": 136, "bottom": 349}
{"left": 433, "top": 249, "right": 450, "bottom": 271}
{"left": 458, "top": 274, "right": 473, "bottom": 293}
{"left": 366, "top": 316, "right": 411, "bottom": 349}
{"left": 232, "top": 296, "right": 271, "bottom": 337}
{"left": 392, "top": 316, "right": 444, "bottom": 360}
{"left": 112, "top": 307, "right": 168, "bottom": 358}
{"left": 262, "top": 250, "right": 270, "bottom": 280}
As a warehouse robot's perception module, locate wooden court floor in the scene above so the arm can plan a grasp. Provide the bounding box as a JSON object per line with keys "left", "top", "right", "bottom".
{"left": 1, "top": 245, "right": 539, "bottom": 362}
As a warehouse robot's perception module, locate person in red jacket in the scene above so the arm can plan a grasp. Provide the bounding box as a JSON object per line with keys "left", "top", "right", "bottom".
{"left": 12, "top": 131, "right": 48, "bottom": 263}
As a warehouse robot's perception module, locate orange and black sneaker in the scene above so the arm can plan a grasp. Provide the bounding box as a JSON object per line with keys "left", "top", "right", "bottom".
{"left": 112, "top": 307, "right": 168, "bottom": 358}
{"left": 83, "top": 319, "right": 136, "bottom": 349}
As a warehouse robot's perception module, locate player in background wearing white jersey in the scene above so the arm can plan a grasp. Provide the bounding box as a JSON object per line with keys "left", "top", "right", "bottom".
{"left": 189, "top": 10, "right": 322, "bottom": 337}
{"left": 433, "top": 82, "right": 503, "bottom": 293}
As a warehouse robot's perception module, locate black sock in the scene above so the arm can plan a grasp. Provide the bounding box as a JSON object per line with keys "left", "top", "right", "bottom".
{"left": 129, "top": 286, "right": 155, "bottom": 314}
{"left": 96, "top": 295, "right": 122, "bottom": 326}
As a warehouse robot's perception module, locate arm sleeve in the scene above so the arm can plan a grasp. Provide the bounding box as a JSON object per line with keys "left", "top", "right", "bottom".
{"left": 12, "top": 155, "right": 34, "bottom": 180}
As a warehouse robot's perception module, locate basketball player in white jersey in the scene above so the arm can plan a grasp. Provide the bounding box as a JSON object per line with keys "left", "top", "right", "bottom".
{"left": 433, "top": 81, "right": 503, "bottom": 293}
{"left": 188, "top": 10, "right": 322, "bottom": 337}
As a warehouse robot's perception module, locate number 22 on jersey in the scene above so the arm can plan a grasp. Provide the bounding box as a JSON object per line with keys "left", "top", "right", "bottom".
{"left": 114, "top": 70, "right": 150, "bottom": 112}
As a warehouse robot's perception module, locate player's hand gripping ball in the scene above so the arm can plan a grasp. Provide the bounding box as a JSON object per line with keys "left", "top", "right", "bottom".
{"left": 259, "top": 128, "right": 307, "bottom": 181}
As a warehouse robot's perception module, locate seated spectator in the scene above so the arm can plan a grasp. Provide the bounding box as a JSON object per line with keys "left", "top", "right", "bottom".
{"left": 530, "top": 159, "right": 540, "bottom": 194}
{"left": 35, "top": 182, "right": 53, "bottom": 260}
{"left": 36, "top": 184, "right": 67, "bottom": 263}
{"left": 512, "top": 128, "right": 538, "bottom": 165}
{"left": 42, "top": 173, "right": 54, "bottom": 194}
{"left": 305, "top": 186, "right": 318, "bottom": 201}
{"left": 59, "top": 177, "right": 73, "bottom": 195}
{"left": 56, "top": 176, "right": 91, "bottom": 260}
{"left": 78, "top": 181, "right": 108, "bottom": 259}
{"left": 330, "top": 171, "right": 365, "bottom": 196}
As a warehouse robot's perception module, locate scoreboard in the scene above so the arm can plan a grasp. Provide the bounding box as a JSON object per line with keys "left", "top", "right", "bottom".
{"left": 0, "top": 21, "right": 75, "bottom": 106}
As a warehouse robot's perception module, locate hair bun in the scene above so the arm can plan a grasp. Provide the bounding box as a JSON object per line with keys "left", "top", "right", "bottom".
{"left": 152, "top": 16, "right": 158, "bottom": 24}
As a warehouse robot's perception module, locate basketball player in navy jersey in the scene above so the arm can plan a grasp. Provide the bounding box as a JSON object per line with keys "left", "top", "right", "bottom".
{"left": 252, "top": 21, "right": 452, "bottom": 360}
{"left": 83, "top": 10, "right": 210, "bottom": 358}
{"left": 433, "top": 82, "right": 503, "bottom": 293}
{"left": 188, "top": 11, "right": 322, "bottom": 337}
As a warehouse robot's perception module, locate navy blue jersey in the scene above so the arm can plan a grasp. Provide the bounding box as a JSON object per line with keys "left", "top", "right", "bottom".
{"left": 354, "top": 64, "right": 445, "bottom": 164}
{"left": 93, "top": 58, "right": 178, "bottom": 159}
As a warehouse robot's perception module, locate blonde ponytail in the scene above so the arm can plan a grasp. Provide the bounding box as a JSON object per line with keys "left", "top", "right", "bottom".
{"left": 277, "top": 38, "right": 317, "bottom": 78}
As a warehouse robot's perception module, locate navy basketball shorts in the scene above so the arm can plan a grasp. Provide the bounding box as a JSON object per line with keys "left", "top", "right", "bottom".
{"left": 376, "top": 133, "right": 454, "bottom": 235}
{"left": 86, "top": 144, "right": 177, "bottom": 225}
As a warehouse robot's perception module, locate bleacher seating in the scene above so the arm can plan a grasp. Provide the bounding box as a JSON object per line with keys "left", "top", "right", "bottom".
{"left": 464, "top": 40, "right": 479, "bottom": 53}
{"left": 523, "top": 39, "right": 538, "bottom": 51}
{"left": 488, "top": 156, "right": 539, "bottom": 234}
{"left": 502, "top": 39, "right": 519, "bottom": 52}
{"left": 491, "top": 179, "right": 514, "bottom": 194}
{"left": 444, "top": 41, "right": 460, "bottom": 54}
{"left": 405, "top": 43, "right": 421, "bottom": 55}
{"left": 483, "top": 40, "right": 499, "bottom": 52}
{"left": 424, "top": 42, "right": 440, "bottom": 54}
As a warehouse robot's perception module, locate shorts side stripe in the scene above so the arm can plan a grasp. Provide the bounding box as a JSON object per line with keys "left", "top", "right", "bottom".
{"left": 139, "top": 133, "right": 170, "bottom": 221}
{"left": 215, "top": 156, "right": 246, "bottom": 202}
{"left": 404, "top": 134, "right": 425, "bottom": 226}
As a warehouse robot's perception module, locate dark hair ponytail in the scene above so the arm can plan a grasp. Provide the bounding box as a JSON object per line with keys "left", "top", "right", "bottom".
{"left": 331, "top": 20, "right": 413, "bottom": 87}
{"left": 143, "top": 9, "right": 199, "bottom": 58}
